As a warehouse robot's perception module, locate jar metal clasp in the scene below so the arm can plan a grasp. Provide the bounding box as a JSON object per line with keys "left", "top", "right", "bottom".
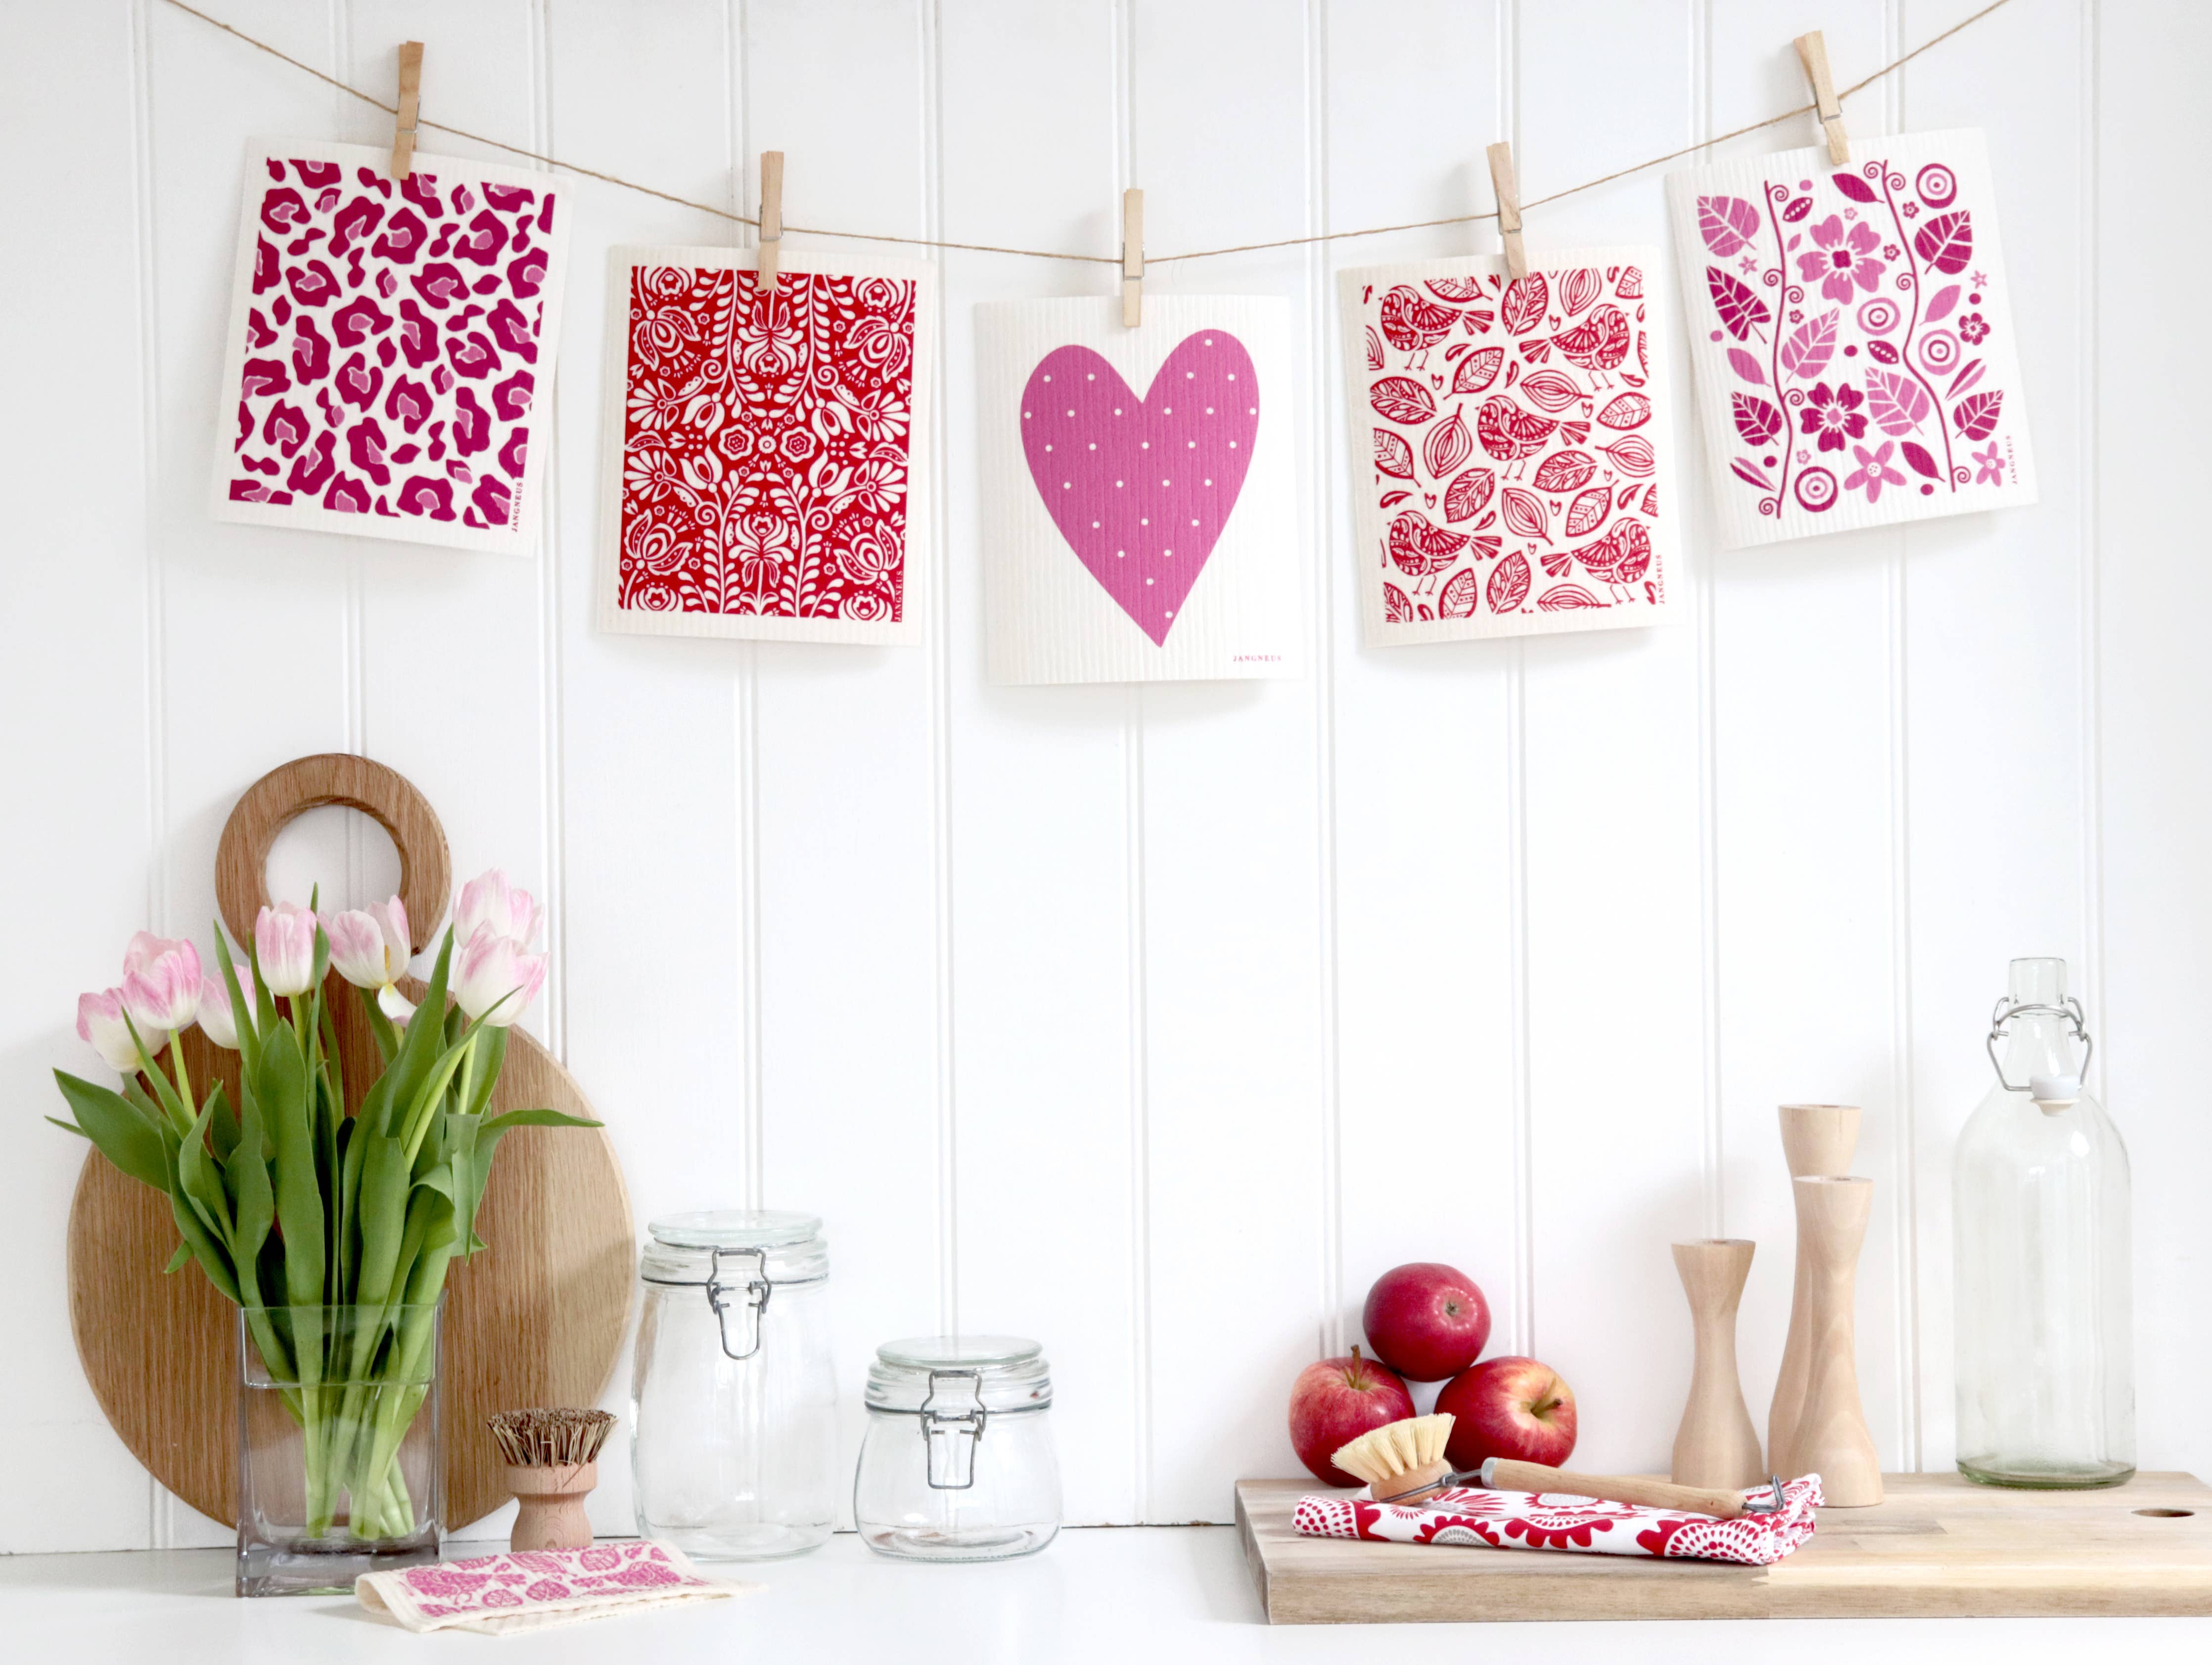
{"left": 705, "top": 1247, "right": 773, "bottom": 1360}
{"left": 1985, "top": 995, "right": 2093, "bottom": 1093}
{"left": 920, "top": 1368, "right": 987, "bottom": 1489}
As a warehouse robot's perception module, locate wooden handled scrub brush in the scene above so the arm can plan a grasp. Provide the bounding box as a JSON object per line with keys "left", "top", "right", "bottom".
{"left": 1332, "top": 1412, "right": 1783, "bottom": 1520}
{"left": 487, "top": 1407, "right": 617, "bottom": 1551}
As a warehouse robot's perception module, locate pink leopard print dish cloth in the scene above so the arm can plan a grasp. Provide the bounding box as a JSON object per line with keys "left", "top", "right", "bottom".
{"left": 1293, "top": 1475, "right": 1824, "bottom": 1566}
{"left": 356, "top": 1540, "right": 757, "bottom": 1635}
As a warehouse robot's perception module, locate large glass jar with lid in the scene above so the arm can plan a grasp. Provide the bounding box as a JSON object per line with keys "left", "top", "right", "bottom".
{"left": 631, "top": 1211, "right": 837, "bottom": 1556}
{"left": 854, "top": 1335, "right": 1060, "bottom": 1561}
{"left": 1953, "top": 957, "right": 2133, "bottom": 1488}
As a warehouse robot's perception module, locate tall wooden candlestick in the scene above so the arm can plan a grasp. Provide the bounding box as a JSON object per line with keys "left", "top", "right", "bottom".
{"left": 1790, "top": 1175, "right": 1883, "bottom": 1506}
{"left": 1768, "top": 1104, "right": 1861, "bottom": 1477}
{"left": 1669, "top": 1239, "right": 1765, "bottom": 1490}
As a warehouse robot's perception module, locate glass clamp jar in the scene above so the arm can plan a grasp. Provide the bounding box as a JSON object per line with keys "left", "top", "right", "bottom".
{"left": 632, "top": 1211, "right": 837, "bottom": 1558}
{"left": 1953, "top": 957, "right": 2134, "bottom": 1489}
{"left": 855, "top": 1336, "right": 1060, "bottom": 1561}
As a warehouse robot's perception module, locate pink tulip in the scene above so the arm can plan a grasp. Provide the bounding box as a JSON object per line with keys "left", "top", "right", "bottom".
{"left": 453, "top": 923, "right": 547, "bottom": 1027}
{"left": 454, "top": 869, "right": 542, "bottom": 950}
{"left": 78, "top": 988, "right": 159, "bottom": 1072}
{"left": 328, "top": 896, "right": 411, "bottom": 990}
{"left": 123, "top": 931, "right": 196, "bottom": 979}
{"left": 255, "top": 901, "right": 320, "bottom": 997}
{"left": 195, "top": 965, "right": 259, "bottom": 1050}
{"left": 121, "top": 937, "right": 202, "bottom": 1034}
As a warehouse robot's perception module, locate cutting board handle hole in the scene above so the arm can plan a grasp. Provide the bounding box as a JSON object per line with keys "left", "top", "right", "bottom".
{"left": 266, "top": 806, "right": 402, "bottom": 919}
{"left": 2135, "top": 1508, "right": 2195, "bottom": 1518}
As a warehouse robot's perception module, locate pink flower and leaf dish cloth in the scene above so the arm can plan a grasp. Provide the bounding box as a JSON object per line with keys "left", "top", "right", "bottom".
{"left": 356, "top": 1540, "right": 754, "bottom": 1635}
{"left": 1294, "top": 1475, "right": 1825, "bottom": 1567}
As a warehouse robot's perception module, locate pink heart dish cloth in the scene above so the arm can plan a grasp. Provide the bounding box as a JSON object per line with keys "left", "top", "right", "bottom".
{"left": 1294, "top": 1475, "right": 1824, "bottom": 1567}
{"left": 356, "top": 1539, "right": 757, "bottom": 1635}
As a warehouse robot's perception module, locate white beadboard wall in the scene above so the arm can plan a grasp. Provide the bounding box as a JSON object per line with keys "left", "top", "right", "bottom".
{"left": 3, "top": 0, "right": 2206, "bottom": 1552}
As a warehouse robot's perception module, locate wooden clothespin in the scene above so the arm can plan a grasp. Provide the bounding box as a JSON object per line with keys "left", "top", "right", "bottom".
{"left": 756, "top": 151, "right": 784, "bottom": 294}
{"left": 1486, "top": 141, "right": 1526, "bottom": 284}
{"left": 1794, "top": 31, "right": 1849, "bottom": 165}
{"left": 390, "top": 42, "right": 423, "bottom": 180}
{"left": 1120, "top": 188, "right": 1144, "bottom": 327}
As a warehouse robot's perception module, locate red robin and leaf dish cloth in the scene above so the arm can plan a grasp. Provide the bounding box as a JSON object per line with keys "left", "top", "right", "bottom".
{"left": 1293, "top": 1475, "right": 1824, "bottom": 1566}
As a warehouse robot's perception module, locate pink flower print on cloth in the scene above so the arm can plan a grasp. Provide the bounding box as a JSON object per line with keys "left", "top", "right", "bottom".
{"left": 1292, "top": 1476, "right": 1824, "bottom": 1567}
{"left": 213, "top": 139, "right": 570, "bottom": 553}
{"left": 1799, "top": 215, "right": 1886, "bottom": 305}
{"left": 1666, "top": 128, "right": 2035, "bottom": 547}
{"left": 356, "top": 1540, "right": 747, "bottom": 1635}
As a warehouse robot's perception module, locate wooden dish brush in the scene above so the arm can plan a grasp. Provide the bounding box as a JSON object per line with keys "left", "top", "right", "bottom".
{"left": 487, "top": 1407, "right": 617, "bottom": 1550}
{"left": 1333, "top": 1412, "right": 1782, "bottom": 1519}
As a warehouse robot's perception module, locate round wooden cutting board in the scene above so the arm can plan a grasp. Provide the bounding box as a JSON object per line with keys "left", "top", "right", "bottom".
{"left": 65, "top": 755, "right": 634, "bottom": 1530}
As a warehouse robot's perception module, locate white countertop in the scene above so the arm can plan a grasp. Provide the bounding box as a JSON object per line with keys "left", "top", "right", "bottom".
{"left": 3, "top": 1529, "right": 2207, "bottom": 1662}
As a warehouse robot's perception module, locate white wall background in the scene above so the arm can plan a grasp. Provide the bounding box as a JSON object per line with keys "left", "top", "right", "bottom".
{"left": 4, "top": 0, "right": 2207, "bottom": 1553}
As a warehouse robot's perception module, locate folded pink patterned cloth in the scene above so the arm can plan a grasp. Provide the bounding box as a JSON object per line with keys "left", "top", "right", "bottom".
{"left": 1293, "top": 1475, "right": 1825, "bottom": 1566}
{"left": 356, "top": 1540, "right": 758, "bottom": 1635}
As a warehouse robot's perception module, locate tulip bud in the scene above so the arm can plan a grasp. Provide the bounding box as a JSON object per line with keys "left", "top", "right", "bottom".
{"left": 194, "top": 965, "right": 259, "bottom": 1050}
{"left": 255, "top": 901, "right": 320, "bottom": 997}
{"left": 78, "top": 988, "right": 159, "bottom": 1073}
{"left": 454, "top": 869, "right": 542, "bottom": 951}
{"left": 120, "top": 938, "right": 202, "bottom": 1034}
{"left": 453, "top": 923, "right": 547, "bottom": 1027}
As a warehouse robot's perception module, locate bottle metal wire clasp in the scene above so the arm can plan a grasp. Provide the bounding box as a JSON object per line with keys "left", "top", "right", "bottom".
{"left": 1985, "top": 995, "right": 2093, "bottom": 1093}
{"left": 920, "top": 1368, "right": 987, "bottom": 1490}
{"left": 705, "top": 1247, "right": 772, "bottom": 1360}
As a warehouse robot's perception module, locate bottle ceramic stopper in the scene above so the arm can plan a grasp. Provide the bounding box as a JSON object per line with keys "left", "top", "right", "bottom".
{"left": 1789, "top": 1176, "right": 1884, "bottom": 1507}
{"left": 506, "top": 1460, "right": 598, "bottom": 1551}
{"left": 1669, "top": 1239, "right": 1766, "bottom": 1490}
{"left": 1768, "top": 1104, "right": 1861, "bottom": 1477}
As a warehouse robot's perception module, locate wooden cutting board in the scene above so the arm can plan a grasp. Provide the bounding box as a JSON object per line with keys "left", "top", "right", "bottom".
{"left": 65, "top": 755, "right": 634, "bottom": 1531}
{"left": 1237, "top": 1473, "right": 2212, "bottom": 1622}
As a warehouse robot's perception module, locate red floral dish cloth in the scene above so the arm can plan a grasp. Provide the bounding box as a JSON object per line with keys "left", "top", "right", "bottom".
{"left": 357, "top": 1540, "right": 757, "bottom": 1634}
{"left": 1293, "top": 1476, "right": 1824, "bottom": 1567}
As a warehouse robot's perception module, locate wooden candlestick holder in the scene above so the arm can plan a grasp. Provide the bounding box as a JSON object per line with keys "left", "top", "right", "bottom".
{"left": 1768, "top": 1104, "right": 1861, "bottom": 1478}
{"left": 1789, "top": 1175, "right": 1883, "bottom": 1506}
{"left": 1669, "top": 1239, "right": 1765, "bottom": 1490}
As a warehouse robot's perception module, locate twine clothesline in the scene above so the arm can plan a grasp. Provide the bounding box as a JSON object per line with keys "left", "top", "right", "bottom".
{"left": 158, "top": 0, "right": 2015, "bottom": 267}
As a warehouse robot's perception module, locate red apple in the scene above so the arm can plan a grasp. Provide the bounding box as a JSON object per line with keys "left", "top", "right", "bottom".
{"left": 1435, "top": 1355, "right": 1577, "bottom": 1471}
{"left": 1288, "top": 1347, "right": 1417, "bottom": 1485}
{"left": 1362, "top": 1261, "right": 1491, "bottom": 1382}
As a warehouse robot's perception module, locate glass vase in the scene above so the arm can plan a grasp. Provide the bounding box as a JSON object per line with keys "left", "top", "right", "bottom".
{"left": 236, "top": 1303, "right": 445, "bottom": 1596}
{"left": 1953, "top": 957, "right": 2134, "bottom": 1488}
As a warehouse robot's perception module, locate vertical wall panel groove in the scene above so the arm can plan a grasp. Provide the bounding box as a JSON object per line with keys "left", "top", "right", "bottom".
{"left": 1692, "top": 0, "right": 1725, "bottom": 1241}
{"left": 1302, "top": 0, "right": 1344, "bottom": 1362}
{"left": 921, "top": 0, "right": 959, "bottom": 1337}
{"left": 1499, "top": 0, "right": 1535, "bottom": 1365}
{"left": 2077, "top": 0, "right": 2105, "bottom": 1086}
{"left": 128, "top": 0, "right": 169, "bottom": 1548}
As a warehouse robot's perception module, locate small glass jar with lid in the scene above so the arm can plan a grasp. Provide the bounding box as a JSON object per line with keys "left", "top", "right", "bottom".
{"left": 854, "top": 1335, "right": 1060, "bottom": 1561}
{"left": 631, "top": 1211, "right": 837, "bottom": 1558}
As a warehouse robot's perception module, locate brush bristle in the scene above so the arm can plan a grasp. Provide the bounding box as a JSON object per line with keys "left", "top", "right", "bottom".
{"left": 486, "top": 1407, "right": 615, "bottom": 1466}
{"left": 1331, "top": 1413, "right": 1454, "bottom": 1486}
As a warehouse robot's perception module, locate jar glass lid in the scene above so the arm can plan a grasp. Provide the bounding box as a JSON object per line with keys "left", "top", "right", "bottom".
{"left": 648, "top": 1209, "right": 822, "bottom": 1250}
{"left": 867, "top": 1335, "right": 1050, "bottom": 1413}
{"left": 876, "top": 1335, "right": 1041, "bottom": 1371}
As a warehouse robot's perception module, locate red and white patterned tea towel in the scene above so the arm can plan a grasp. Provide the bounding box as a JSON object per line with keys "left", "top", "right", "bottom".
{"left": 1294, "top": 1476, "right": 1824, "bottom": 1567}
{"left": 356, "top": 1540, "right": 757, "bottom": 1635}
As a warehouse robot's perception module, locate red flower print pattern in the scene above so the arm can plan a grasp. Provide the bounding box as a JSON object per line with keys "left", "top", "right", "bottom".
{"left": 1671, "top": 132, "right": 2033, "bottom": 544}
{"left": 1292, "top": 1477, "right": 1825, "bottom": 1567}
{"left": 219, "top": 147, "right": 563, "bottom": 548}
{"left": 613, "top": 264, "right": 917, "bottom": 626}
{"left": 1347, "top": 257, "right": 1669, "bottom": 641}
